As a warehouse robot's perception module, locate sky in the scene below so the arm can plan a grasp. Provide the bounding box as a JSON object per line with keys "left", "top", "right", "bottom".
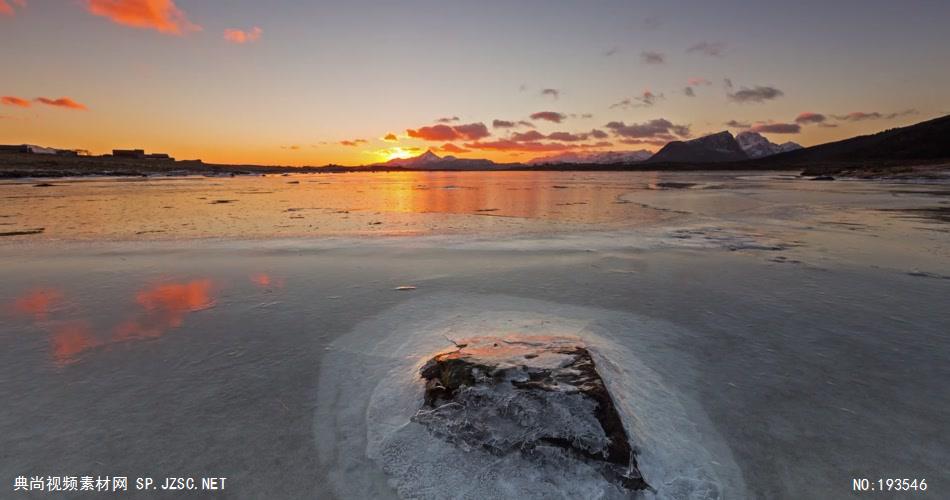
{"left": 1, "top": 0, "right": 949, "bottom": 166}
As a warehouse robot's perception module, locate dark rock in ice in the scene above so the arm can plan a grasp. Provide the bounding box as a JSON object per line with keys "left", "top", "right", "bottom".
{"left": 413, "top": 336, "right": 649, "bottom": 491}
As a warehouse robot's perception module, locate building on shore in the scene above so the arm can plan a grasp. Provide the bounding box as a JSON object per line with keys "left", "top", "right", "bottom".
{"left": 112, "top": 149, "right": 174, "bottom": 161}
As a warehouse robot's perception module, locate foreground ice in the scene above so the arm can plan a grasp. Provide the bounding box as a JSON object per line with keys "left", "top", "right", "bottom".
{"left": 314, "top": 293, "right": 745, "bottom": 499}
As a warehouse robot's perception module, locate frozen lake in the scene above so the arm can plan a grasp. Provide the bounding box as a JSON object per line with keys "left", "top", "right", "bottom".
{"left": 1, "top": 171, "right": 948, "bottom": 498}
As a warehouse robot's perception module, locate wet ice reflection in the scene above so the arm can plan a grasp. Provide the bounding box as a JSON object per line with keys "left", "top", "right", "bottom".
{"left": 5, "top": 276, "right": 283, "bottom": 366}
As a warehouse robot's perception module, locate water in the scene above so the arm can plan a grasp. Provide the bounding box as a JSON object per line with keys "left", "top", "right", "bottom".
{"left": 1, "top": 171, "right": 948, "bottom": 498}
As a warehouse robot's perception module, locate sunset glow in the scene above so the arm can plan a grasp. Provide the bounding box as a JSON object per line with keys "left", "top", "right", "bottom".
{"left": 1, "top": 1, "right": 948, "bottom": 166}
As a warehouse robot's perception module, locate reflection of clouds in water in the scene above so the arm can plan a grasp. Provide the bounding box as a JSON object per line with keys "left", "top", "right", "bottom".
{"left": 6, "top": 278, "right": 236, "bottom": 366}
{"left": 250, "top": 273, "right": 285, "bottom": 289}
{"left": 114, "top": 280, "right": 215, "bottom": 341}
{"left": 10, "top": 288, "right": 63, "bottom": 321}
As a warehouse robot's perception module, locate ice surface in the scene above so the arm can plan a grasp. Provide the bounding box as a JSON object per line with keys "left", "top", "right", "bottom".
{"left": 314, "top": 294, "right": 746, "bottom": 499}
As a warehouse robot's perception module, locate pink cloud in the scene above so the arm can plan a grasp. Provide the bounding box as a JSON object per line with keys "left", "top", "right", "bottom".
{"left": 1, "top": 96, "right": 30, "bottom": 107}
{"left": 85, "top": 0, "right": 201, "bottom": 35}
{"left": 224, "top": 26, "right": 262, "bottom": 44}
{"left": 407, "top": 122, "right": 490, "bottom": 141}
{"left": 34, "top": 97, "right": 87, "bottom": 110}
{"left": 0, "top": 0, "right": 26, "bottom": 16}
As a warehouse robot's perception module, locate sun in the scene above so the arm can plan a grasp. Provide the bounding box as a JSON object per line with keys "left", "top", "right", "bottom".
{"left": 385, "top": 147, "right": 415, "bottom": 161}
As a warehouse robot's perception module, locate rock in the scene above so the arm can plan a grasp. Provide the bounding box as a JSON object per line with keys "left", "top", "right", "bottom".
{"left": 413, "top": 336, "right": 649, "bottom": 491}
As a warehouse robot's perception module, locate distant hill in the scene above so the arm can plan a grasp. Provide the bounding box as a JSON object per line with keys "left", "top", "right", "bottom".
{"left": 736, "top": 131, "right": 802, "bottom": 159}
{"left": 528, "top": 150, "right": 653, "bottom": 165}
{"left": 765, "top": 114, "right": 950, "bottom": 164}
{"left": 645, "top": 131, "right": 748, "bottom": 163}
{"left": 375, "top": 150, "right": 498, "bottom": 170}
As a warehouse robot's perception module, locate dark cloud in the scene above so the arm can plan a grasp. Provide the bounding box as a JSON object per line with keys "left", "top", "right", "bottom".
{"left": 541, "top": 88, "right": 560, "bottom": 100}
{"left": 530, "top": 111, "right": 567, "bottom": 123}
{"left": 517, "top": 120, "right": 536, "bottom": 128}
{"left": 453, "top": 122, "right": 491, "bottom": 140}
{"left": 686, "top": 41, "right": 726, "bottom": 57}
{"left": 727, "top": 85, "right": 783, "bottom": 103}
{"left": 610, "top": 91, "right": 663, "bottom": 109}
{"left": 640, "top": 50, "right": 665, "bottom": 64}
{"left": 493, "top": 119, "right": 516, "bottom": 128}
{"left": 589, "top": 129, "right": 608, "bottom": 139}
{"left": 605, "top": 119, "right": 690, "bottom": 139}
{"left": 603, "top": 47, "right": 619, "bottom": 57}
{"left": 434, "top": 116, "right": 460, "bottom": 123}
{"left": 382, "top": 133, "right": 398, "bottom": 141}
{"left": 546, "top": 132, "right": 589, "bottom": 142}
{"left": 832, "top": 109, "right": 917, "bottom": 121}
{"left": 795, "top": 112, "right": 827, "bottom": 125}
{"left": 464, "top": 140, "right": 572, "bottom": 152}
{"left": 725, "top": 120, "right": 751, "bottom": 129}
{"left": 750, "top": 123, "right": 801, "bottom": 134}
{"left": 723, "top": 78, "right": 733, "bottom": 89}
{"left": 683, "top": 87, "right": 696, "bottom": 97}
{"left": 510, "top": 130, "right": 546, "bottom": 142}
{"left": 339, "top": 139, "right": 367, "bottom": 147}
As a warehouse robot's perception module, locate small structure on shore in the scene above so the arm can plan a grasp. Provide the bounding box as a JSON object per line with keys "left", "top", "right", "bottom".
{"left": 112, "top": 149, "right": 174, "bottom": 161}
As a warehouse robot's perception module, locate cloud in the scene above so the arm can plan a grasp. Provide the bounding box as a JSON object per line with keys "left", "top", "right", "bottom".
{"left": 223, "top": 26, "right": 262, "bottom": 44}
{"left": 723, "top": 78, "right": 733, "bottom": 89}
{"left": 688, "top": 77, "right": 712, "bottom": 87}
{"left": 611, "top": 90, "right": 663, "bottom": 109}
{"left": 517, "top": 120, "right": 536, "bottom": 128}
{"left": 750, "top": 122, "right": 801, "bottom": 134}
{"left": 589, "top": 129, "right": 608, "bottom": 139}
{"left": 437, "top": 143, "right": 469, "bottom": 154}
{"left": 510, "top": 130, "right": 546, "bottom": 142}
{"left": 0, "top": 0, "right": 25, "bottom": 16}
{"left": 382, "top": 133, "right": 398, "bottom": 142}
{"left": 725, "top": 120, "right": 751, "bottom": 129}
{"left": 493, "top": 119, "right": 516, "bottom": 128}
{"left": 636, "top": 90, "right": 663, "bottom": 106}
{"left": 727, "top": 85, "right": 783, "bottom": 103}
{"left": 1, "top": 96, "right": 30, "bottom": 107}
{"left": 281, "top": 145, "right": 301, "bottom": 150}
{"left": 407, "top": 122, "right": 490, "bottom": 141}
{"left": 339, "top": 139, "right": 367, "bottom": 147}
{"left": 541, "top": 88, "right": 560, "bottom": 99}
{"left": 603, "top": 47, "right": 619, "bottom": 57}
{"left": 530, "top": 111, "right": 567, "bottom": 123}
{"left": 686, "top": 41, "right": 726, "bottom": 57}
{"left": 463, "top": 140, "right": 572, "bottom": 152}
{"left": 683, "top": 87, "right": 696, "bottom": 97}
{"left": 435, "top": 116, "right": 459, "bottom": 123}
{"left": 34, "top": 97, "right": 87, "bottom": 110}
{"left": 85, "top": 0, "right": 201, "bottom": 35}
{"left": 640, "top": 50, "right": 665, "bottom": 64}
{"left": 832, "top": 109, "right": 917, "bottom": 121}
{"left": 605, "top": 118, "right": 690, "bottom": 139}
{"left": 453, "top": 122, "right": 491, "bottom": 140}
{"left": 795, "top": 112, "right": 827, "bottom": 125}
{"left": 546, "top": 132, "right": 589, "bottom": 142}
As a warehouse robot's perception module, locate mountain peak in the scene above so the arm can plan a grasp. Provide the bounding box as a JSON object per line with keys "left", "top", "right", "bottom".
{"left": 736, "top": 131, "right": 802, "bottom": 159}
{"left": 646, "top": 130, "right": 747, "bottom": 163}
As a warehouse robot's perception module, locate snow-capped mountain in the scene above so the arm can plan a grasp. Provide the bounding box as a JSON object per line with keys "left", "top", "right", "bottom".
{"left": 736, "top": 131, "right": 802, "bottom": 159}
{"left": 646, "top": 131, "right": 748, "bottom": 163}
{"left": 376, "top": 150, "right": 496, "bottom": 170}
{"left": 528, "top": 150, "right": 653, "bottom": 165}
